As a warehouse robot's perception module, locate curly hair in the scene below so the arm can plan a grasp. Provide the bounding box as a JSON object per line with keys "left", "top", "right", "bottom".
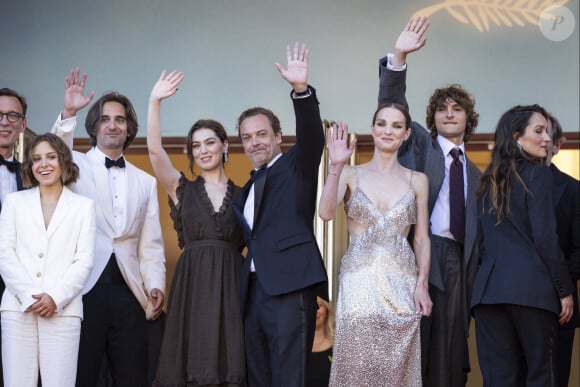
{"left": 22, "top": 133, "right": 79, "bottom": 188}
{"left": 425, "top": 84, "right": 479, "bottom": 143}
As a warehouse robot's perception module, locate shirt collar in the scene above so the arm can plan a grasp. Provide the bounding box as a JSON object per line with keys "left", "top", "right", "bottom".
{"left": 437, "top": 136, "right": 465, "bottom": 157}
{"left": 93, "top": 146, "right": 124, "bottom": 164}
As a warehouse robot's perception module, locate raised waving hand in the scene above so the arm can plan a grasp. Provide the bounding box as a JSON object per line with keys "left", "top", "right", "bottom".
{"left": 275, "top": 42, "right": 309, "bottom": 93}
{"left": 62, "top": 68, "right": 94, "bottom": 119}
{"left": 391, "top": 16, "right": 431, "bottom": 67}
{"left": 147, "top": 70, "right": 184, "bottom": 203}
{"left": 150, "top": 70, "right": 184, "bottom": 102}
{"left": 327, "top": 122, "right": 357, "bottom": 167}
{"left": 318, "top": 122, "right": 357, "bottom": 221}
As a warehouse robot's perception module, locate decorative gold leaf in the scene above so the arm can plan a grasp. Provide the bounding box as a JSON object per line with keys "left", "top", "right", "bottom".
{"left": 463, "top": 4, "right": 485, "bottom": 31}
{"left": 478, "top": 4, "right": 491, "bottom": 31}
{"left": 507, "top": 10, "right": 525, "bottom": 26}
{"left": 484, "top": 6, "right": 502, "bottom": 26}
{"left": 411, "top": 0, "right": 570, "bottom": 32}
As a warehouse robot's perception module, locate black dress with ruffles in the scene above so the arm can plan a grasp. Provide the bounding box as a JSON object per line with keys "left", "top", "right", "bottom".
{"left": 154, "top": 175, "right": 245, "bottom": 387}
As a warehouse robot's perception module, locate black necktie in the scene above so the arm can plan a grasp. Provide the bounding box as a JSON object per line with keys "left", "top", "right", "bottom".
{"left": 0, "top": 155, "right": 19, "bottom": 173}
{"left": 250, "top": 166, "right": 267, "bottom": 225}
{"left": 250, "top": 165, "right": 267, "bottom": 183}
{"left": 105, "top": 156, "right": 126, "bottom": 169}
{"left": 449, "top": 148, "right": 465, "bottom": 242}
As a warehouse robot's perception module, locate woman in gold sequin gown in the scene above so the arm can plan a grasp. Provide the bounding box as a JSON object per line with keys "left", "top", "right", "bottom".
{"left": 319, "top": 104, "right": 432, "bottom": 386}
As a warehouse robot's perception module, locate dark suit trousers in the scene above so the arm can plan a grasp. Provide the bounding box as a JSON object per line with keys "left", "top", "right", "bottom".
{"left": 556, "top": 326, "right": 575, "bottom": 387}
{"left": 245, "top": 273, "right": 317, "bottom": 387}
{"left": 421, "top": 235, "right": 468, "bottom": 387}
{"left": 473, "top": 304, "right": 557, "bottom": 387}
{"left": 76, "top": 256, "right": 148, "bottom": 387}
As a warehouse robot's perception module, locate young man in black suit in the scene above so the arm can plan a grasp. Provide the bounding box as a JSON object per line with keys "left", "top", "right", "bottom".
{"left": 233, "top": 43, "right": 327, "bottom": 387}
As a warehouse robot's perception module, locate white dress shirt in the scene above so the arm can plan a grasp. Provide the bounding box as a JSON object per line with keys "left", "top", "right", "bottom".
{"left": 244, "top": 153, "right": 283, "bottom": 272}
{"left": 0, "top": 155, "right": 18, "bottom": 204}
{"left": 92, "top": 147, "right": 127, "bottom": 235}
{"left": 430, "top": 136, "right": 467, "bottom": 240}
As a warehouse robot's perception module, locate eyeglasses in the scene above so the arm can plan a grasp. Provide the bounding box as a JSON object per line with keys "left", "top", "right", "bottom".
{"left": 0, "top": 112, "right": 24, "bottom": 124}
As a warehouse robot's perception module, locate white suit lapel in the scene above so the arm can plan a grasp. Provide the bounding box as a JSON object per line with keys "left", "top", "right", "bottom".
{"left": 46, "top": 187, "right": 72, "bottom": 238}
{"left": 86, "top": 149, "right": 116, "bottom": 231}
{"left": 28, "top": 187, "right": 46, "bottom": 232}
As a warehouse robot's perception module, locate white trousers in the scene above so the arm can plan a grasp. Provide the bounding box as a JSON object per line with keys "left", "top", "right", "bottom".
{"left": 1, "top": 311, "right": 81, "bottom": 387}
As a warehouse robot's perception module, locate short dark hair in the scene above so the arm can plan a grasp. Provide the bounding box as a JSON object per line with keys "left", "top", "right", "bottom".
{"left": 185, "top": 119, "right": 229, "bottom": 174}
{"left": 426, "top": 84, "right": 479, "bottom": 143}
{"left": 84, "top": 92, "right": 138, "bottom": 149}
{"left": 22, "top": 133, "right": 79, "bottom": 188}
{"left": 373, "top": 102, "right": 412, "bottom": 128}
{"left": 0, "top": 88, "right": 28, "bottom": 116}
{"left": 236, "top": 107, "right": 281, "bottom": 137}
{"left": 548, "top": 113, "right": 563, "bottom": 144}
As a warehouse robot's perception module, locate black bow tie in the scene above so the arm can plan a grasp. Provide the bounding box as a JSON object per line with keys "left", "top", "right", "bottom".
{"left": 105, "top": 156, "right": 126, "bottom": 169}
{"left": 250, "top": 166, "right": 267, "bottom": 182}
{"left": 0, "top": 155, "right": 19, "bottom": 173}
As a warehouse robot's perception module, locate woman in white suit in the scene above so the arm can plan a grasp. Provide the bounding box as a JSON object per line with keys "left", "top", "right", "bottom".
{"left": 0, "top": 133, "right": 95, "bottom": 387}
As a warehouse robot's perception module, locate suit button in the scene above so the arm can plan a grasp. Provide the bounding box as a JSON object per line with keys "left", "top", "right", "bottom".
{"left": 36, "top": 272, "right": 42, "bottom": 278}
{"left": 39, "top": 253, "right": 44, "bottom": 258}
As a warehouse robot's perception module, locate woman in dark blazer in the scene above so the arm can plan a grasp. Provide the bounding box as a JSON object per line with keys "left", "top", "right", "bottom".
{"left": 471, "top": 104, "right": 574, "bottom": 387}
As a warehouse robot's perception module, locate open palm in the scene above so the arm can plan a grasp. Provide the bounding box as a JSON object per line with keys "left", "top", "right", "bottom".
{"left": 151, "top": 70, "right": 184, "bottom": 101}
{"left": 275, "top": 42, "right": 308, "bottom": 90}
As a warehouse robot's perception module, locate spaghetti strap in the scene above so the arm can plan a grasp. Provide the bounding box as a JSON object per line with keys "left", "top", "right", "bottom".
{"left": 409, "top": 170, "right": 414, "bottom": 186}
{"left": 354, "top": 165, "right": 360, "bottom": 187}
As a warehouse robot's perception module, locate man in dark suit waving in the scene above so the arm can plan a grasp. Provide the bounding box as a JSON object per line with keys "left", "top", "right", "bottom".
{"left": 233, "top": 42, "right": 327, "bottom": 387}
{"left": 0, "top": 88, "right": 27, "bottom": 387}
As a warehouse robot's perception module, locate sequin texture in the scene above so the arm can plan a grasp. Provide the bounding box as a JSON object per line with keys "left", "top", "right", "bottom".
{"left": 329, "top": 186, "right": 422, "bottom": 386}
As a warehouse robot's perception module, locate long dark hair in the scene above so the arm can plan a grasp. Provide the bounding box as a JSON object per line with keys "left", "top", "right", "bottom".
{"left": 477, "top": 104, "right": 548, "bottom": 222}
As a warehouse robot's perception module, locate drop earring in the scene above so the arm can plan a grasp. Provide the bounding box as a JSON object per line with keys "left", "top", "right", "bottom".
{"left": 517, "top": 141, "right": 523, "bottom": 151}
{"left": 223, "top": 149, "right": 229, "bottom": 163}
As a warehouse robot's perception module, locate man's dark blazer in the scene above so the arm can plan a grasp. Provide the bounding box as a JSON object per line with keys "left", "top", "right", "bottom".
{"left": 0, "top": 163, "right": 23, "bottom": 211}
{"left": 0, "top": 162, "right": 24, "bottom": 292}
{"left": 551, "top": 164, "right": 580, "bottom": 328}
{"left": 233, "top": 87, "right": 327, "bottom": 312}
{"left": 471, "top": 162, "right": 573, "bottom": 313}
{"left": 378, "top": 58, "right": 481, "bottom": 333}
{"left": 0, "top": 161, "right": 23, "bottom": 387}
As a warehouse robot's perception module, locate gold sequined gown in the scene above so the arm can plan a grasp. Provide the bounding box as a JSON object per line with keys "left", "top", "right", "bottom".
{"left": 329, "top": 186, "right": 422, "bottom": 386}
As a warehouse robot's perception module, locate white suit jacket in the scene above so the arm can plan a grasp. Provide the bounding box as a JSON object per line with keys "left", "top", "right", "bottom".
{"left": 0, "top": 187, "right": 95, "bottom": 318}
{"left": 54, "top": 117, "right": 166, "bottom": 318}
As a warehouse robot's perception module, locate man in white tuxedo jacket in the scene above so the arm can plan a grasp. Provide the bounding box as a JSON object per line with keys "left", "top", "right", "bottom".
{"left": 53, "top": 71, "right": 165, "bottom": 387}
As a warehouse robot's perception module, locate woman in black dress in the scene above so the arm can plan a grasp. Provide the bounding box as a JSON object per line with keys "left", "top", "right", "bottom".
{"left": 148, "top": 70, "right": 245, "bottom": 387}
